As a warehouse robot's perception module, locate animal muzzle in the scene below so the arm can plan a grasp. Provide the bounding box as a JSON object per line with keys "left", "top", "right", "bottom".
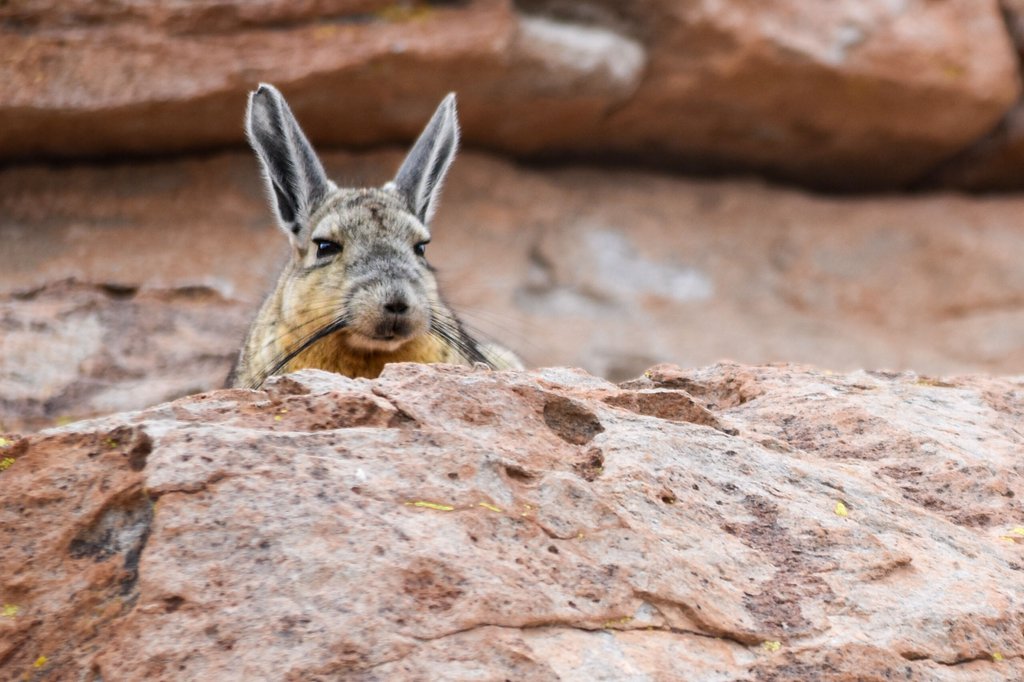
{"left": 374, "top": 293, "right": 414, "bottom": 340}
{"left": 346, "top": 279, "right": 429, "bottom": 349}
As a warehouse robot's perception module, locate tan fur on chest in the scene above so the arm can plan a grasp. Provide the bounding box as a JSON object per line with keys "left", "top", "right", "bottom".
{"left": 279, "top": 329, "right": 451, "bottom": 379}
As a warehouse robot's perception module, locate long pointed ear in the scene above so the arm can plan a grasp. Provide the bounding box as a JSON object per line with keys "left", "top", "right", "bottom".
{"left": 245, "top": 83, "right": 331, "bottom": 243}
{"left": 389, "top": 93, "right": 460, "bottom": 225}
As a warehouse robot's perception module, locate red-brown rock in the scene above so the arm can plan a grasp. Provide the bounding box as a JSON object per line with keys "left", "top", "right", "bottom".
{"left": 0, "top": 0, "right": 1019, "bottom": 189}
{"left": 929, "top": 0, "right": 1024, "bottom": 191}
{"left": 593, "top": 0, "right": 1021, "bottom": 189}
{"left": 1, "top": 363, "right": 1022, "bottom": 679}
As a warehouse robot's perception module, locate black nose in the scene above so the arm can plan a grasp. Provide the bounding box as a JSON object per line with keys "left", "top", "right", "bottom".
{"left": 384, "top": 298, "right": 409, "bottom": 315}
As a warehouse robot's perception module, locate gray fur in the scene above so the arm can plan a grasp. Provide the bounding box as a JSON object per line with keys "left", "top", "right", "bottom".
{"left": 389, "top": 93, "right": 460, "bottom": 225}
{"left": 245, "top": 83, "right": 333, "bottom": 244}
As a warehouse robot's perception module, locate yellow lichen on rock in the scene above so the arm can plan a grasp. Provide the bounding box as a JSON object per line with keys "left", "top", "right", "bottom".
{"left": 407, "top": 501, "right": 455, "bottom": 512}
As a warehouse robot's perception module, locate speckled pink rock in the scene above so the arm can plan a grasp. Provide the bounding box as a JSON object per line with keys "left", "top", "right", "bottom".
{"left": 1, "top": 363, "right": 1022, "bottom": 679}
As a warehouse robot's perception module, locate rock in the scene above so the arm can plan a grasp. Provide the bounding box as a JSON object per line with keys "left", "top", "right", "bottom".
{"left": 1, "top": 363, "right": 1022, "bottom": 679}
{"left": 0, "top": 280, "right": 249, "bottom": 432}
{"left": 591, "top": 0, "right": 1021, "bottom": 189}
{"left": 6, "top": 150, "right": 1024, "bottom": 430}
{"left": 928, "top": 0, "right": 1024, "bottom": 191}
{"left": 931, "top": 103, "right": 1024, "bottom": 191}
{"left": 0, "top": 0, "right": 1020, "bottom": 190}
{"left": 0, "top": 0, "right": 640, "bottom": 162}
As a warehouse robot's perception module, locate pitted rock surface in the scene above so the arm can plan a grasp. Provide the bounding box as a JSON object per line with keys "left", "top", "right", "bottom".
{"left": 1, "top": 363, "right": 1022, "bottom": 680}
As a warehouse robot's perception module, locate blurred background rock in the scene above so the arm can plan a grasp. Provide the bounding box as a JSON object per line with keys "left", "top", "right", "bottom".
{"left": 3, "top": 0, "right": 1024, "bottom": 429}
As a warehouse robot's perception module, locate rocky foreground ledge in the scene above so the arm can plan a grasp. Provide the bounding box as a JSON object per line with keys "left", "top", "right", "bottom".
{"left": 1, "top": 363, "right": 1023, "bottom": 680}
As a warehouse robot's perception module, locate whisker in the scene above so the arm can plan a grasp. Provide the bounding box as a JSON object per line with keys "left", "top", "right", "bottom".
{"left": 252, "top": 305, "right": 341, "bottom": 353}
{"left": 247, "top": 314, "right": 350, "bottom": 389}
{"left": 448, "top": 308, "right": 538, "bottom": 356}
{"left": 431, "top": 328, "right": 490, "bottom": 367}
{"left": 428, "top": 309, "right": 492, "bottom": 366}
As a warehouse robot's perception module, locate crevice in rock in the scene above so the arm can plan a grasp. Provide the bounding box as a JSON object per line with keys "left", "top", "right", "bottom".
{"left": 162, "top": 595, "right": 186, "bottom": 613}
{"left": 152, "top": 470, "right": 231, "bottom": 498}
{"left": 572, "top": 446, "right": 604, "bottom": 482}
{"left": 63, "top": 485, "right": 155, "bottom": 630}
{"left": 1, "top": 1, "right": 473, "bottom": 36}
{"left": 410, "top": 616, "right": 756, "bottom": 655}
{"left": 512, "top": 0, "right": 645, "bottom": 40}
{"left": 369, "top": 387, "right": 420, "bottom": 428}
{"left": 619, "top": 365, "right": 764, "bottom": 411}
{"left": 542, "top": 395, "right": 604, "bottom": 445}
{"left": 69, "top": 486, "right": 153, "bottom": 565}
{"left": 909, "top": 0, "right": 1024, "bottom": 191}
{"left": 503, "top": 463, "right": 539, "bottom": 484}
{"left": 105, "top": 425, "right": 153, "bottom": 472}
{"left": 603, "top": 389, "right": 726, "bottom": 431}
{"left": 902, "top": 649, "right": 1023, "bottom": 667}
{"left": 340, "top": 649, "right": 421, "bottom": 675}
{"left": 637, "top": 592, "right": 763, "bottom": 647}
{"left": 120, "top": 507, "right": 153, "bottom": 600}
{"left": 6, "top": 277, "right": 231, "bottom": 305}
{"left": 939, "top": 294, "right": 1024, "bottom": 319}
{"left": 97, "top": 283, "right": 138, "bottom": 299}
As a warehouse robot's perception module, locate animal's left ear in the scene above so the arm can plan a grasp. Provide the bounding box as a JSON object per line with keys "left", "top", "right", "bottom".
{"left": 388, "top": 93, "right": 460, "bottom": 225}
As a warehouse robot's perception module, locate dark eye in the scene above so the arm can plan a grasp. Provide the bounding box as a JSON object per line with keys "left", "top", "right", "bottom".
{"left": 313, "top": 239, "right": 342, "bottom": 258}
{"left": 414, "top": 240, "right": 429, "bottom": 257}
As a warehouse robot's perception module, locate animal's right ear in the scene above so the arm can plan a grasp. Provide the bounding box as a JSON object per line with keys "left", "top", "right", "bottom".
{"left": 245, "top": 84, "right": 331, "bottom": 244}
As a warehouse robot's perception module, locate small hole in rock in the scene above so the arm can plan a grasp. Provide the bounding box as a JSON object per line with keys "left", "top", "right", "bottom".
{"left": 543, "top": 396, "right": 604, "bottom": 445}
{"left": 548, "top": 545, "right": 559, "bottom": 554}
{"left": 504, "top": 464, "right": 536, "bottom": 483}
{"left": 164, "top": 595, "right": 185, "bottom": 612}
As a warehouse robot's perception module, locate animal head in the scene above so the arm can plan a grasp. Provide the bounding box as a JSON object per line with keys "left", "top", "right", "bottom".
{"left": 245, "top": 84, "right": 459, "bottom": 353}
